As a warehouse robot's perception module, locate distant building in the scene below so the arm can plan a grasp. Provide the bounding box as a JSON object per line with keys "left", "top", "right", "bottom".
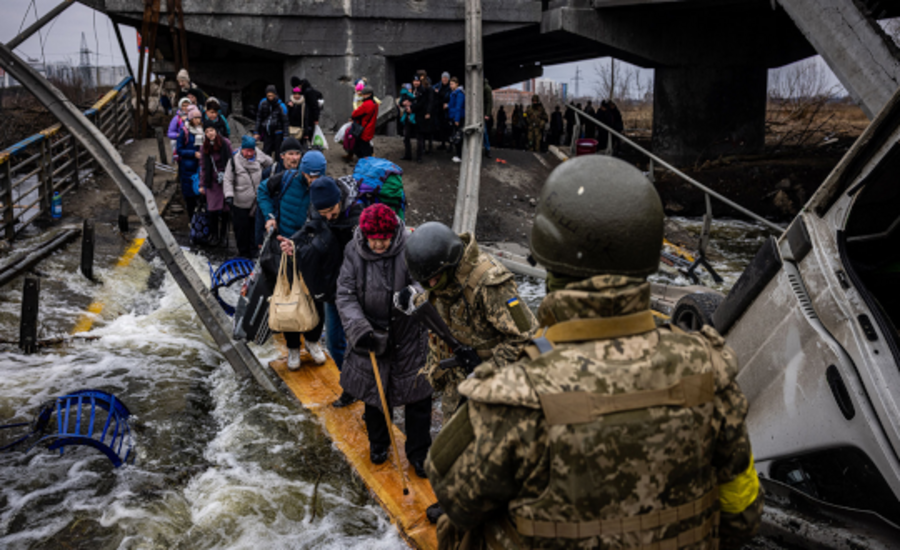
{"left": 535, "top": 78, "right": 562, "bottom": 97}
{"left": 493, "top": 87, "right": 532, "bottom": 108}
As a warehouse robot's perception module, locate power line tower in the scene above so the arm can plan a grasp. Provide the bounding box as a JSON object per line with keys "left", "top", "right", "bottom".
{"left": 79, "top": 32, "right": 92, "bottom": 68}
{"left": 571, "top": 65, "right": 582, "bottom": 98}
{"left": 79, "top": 32, "right": 94, "bottom": 87}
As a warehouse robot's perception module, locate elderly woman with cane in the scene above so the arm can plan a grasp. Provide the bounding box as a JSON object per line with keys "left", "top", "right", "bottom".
{"left": 336, "top": 204, "right": 432, "bottom": 477}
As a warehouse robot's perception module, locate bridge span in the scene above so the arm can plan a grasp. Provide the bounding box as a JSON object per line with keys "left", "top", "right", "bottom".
{"left": 82, "top": 0, "right": 900, "bottom": 164}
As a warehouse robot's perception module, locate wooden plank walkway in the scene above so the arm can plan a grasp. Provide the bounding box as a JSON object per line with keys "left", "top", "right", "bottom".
{"left": 269, "top": 349, "right": 438, "bottom": 550}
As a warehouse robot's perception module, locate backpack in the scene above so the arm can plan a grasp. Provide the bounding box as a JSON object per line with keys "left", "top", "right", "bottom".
{"left": 190, "top": 202, "right": 212, "bottom": 245}
{"left": 352, "top": 157, "right": 406, "bottom": 220}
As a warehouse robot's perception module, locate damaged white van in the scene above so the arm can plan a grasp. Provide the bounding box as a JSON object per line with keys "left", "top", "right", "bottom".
{"left": 677, "top": 89, "right": 900, "bottom": 537}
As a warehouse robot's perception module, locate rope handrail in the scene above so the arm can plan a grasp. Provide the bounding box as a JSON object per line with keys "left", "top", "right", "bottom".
{"left": 565, "top": 103, "right": 784, "bottom": 233}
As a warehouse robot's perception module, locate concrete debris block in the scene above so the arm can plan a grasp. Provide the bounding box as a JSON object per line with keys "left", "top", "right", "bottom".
{"left": 665, "top": 201, "right": 685, "bottom": 213}
{"left": 529, "top": 198, "right": 537, "bottom": 207}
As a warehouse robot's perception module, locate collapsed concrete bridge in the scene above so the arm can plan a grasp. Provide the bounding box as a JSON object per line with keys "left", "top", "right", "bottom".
{"left": 82, "top": 0, "right": 900, "bottom": 164}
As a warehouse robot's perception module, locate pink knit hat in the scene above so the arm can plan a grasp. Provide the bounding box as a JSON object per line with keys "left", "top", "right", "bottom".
{"left": 186, "top": 106, "right": 202, "bottom": 120}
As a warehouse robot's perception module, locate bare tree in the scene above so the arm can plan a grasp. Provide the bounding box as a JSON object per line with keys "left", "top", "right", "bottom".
{"left": 593, "top": 58, "right": 650, "bottom": 102}
{"left": 766, "top": 58, "right": 846, "bottom": 149}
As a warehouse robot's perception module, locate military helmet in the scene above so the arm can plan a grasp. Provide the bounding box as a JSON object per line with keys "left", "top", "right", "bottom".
{"left": 530, "top": 155, "right": 663, "bottom": 278}
{"left": 405, "top": 222, "right": 465, "bottom": 282}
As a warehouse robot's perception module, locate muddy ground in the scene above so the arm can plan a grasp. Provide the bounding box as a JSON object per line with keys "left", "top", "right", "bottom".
{"left": 320, "top": 136, "right": 556, "bottom": 245}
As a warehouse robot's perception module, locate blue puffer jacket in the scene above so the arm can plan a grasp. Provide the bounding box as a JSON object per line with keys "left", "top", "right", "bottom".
{"left": 176, "top": 128, "right": 200, "bottom": 197}
{"left": 448, "top": 86, "right": 465, "bottom": 124}
{"left": 256, "top": 169, "right": 310, "bottom": 238}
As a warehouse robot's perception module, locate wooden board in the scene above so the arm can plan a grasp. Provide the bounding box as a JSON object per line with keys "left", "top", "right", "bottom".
{"left": 270, "top": 349, "right": 438, "bottom": 550}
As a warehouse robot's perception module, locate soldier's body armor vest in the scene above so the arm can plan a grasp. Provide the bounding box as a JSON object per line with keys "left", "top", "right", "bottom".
{"left": 509, "top": 312, "right": 721, "bottom": 549}
{"left": 433, "top": 252, "right": 511, "bottom": 360}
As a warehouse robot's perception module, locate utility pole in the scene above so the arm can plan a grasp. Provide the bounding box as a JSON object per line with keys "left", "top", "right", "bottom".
{"left": 452, "top": 0, "right": 483, "bottom": 235}
{"left": 610, "top": 58, "right": 615, "bottom": 100}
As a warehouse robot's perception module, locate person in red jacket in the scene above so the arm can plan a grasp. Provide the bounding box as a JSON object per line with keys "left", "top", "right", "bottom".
{"left": 347, "top": 86, "right": 379, "bottom": 160}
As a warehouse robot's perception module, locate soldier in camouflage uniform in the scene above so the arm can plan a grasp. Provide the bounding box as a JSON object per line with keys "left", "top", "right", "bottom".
{"left": 403, "top": 222, "right": 538, "bottom": 420}
{"left": 525, "top": 94, "right": 548, "bottom": 152}
{"left": 425, "top": 156, "right": 763, "bottom": 549}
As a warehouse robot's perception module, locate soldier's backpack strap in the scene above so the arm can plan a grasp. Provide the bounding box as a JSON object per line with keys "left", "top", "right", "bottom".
{"left": 461, "top": 256, "right": 499, "bottom": 305}
{"left": 538, "top": 371, "right": 715, "bottom": 425}
{"left": 523, "top": 311, "right": 657, "bottom": 360}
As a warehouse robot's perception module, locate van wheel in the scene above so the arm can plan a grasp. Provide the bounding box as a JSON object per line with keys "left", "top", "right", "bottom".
{"left": 672, "top": 292, "right": 723, "bottom": 332}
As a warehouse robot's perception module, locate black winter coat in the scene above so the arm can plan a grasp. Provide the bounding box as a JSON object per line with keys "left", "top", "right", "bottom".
{"left": 299, "top": 80, "right": 322, "bottom": 134}
{"left": 434, "top": 82, "right": 451, "bottom": 119}
{"left": 412, "top": 85, "right": 435, "bottom": 134}
{"left": 256, "top": 98, "right": 289, "bottom": 138}
{"left": 336, "top": 226, "right": 432, "bottom": 411}
{"left": 290, "top": 176, "right": 363, "bottom": 302}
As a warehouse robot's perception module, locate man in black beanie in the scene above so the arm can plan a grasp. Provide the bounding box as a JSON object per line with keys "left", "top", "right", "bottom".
{"left": 279, "top": 175, "right": 362, "bottom": 398}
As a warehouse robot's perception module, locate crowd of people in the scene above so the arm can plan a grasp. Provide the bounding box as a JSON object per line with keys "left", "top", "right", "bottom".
{"left": 396, "top": 70, "right": 472, "bottom": 163}
{"left": 155, "top": 69, "right": 764, "bottom": 550}
{"left": 393, "top": 72, "right": 626, "bottom": 158}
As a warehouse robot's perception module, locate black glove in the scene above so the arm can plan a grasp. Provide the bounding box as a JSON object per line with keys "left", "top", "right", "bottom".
{"left": 225, "top": 197, "right": 234, "bottom": 209}
{"left": 358, "top": 332, "right": 376, "bottom": 352}
{"left": 396, "top": 287, "right": 413, "bottom": 312}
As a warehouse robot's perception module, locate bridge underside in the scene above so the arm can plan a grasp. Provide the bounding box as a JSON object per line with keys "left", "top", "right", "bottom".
{"left": 88, "top": 0, "right": 900, "bottom": 164}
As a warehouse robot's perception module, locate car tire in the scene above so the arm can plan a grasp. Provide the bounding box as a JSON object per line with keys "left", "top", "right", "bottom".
{"left": 672, "top": 292, "right": 723, "bottom": 332}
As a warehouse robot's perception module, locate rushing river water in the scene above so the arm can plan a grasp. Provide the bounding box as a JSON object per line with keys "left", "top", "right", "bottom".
{"left": 0, "top": 243, "right": 403, "bottom": 549}
{"left": 0, "top": 217, "right": 772, "bottom": 548}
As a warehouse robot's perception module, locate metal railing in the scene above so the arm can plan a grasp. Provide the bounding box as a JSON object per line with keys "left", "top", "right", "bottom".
{"left": 0, "top": 76, "right": 134, "bottom": 241}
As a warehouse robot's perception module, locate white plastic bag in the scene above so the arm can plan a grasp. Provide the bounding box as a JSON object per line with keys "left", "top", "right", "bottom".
{"left": 313, "top": 125, "right": 329, "bottom": 150}
{"left": 335, "top": 122, "right": 352, "bottom": 144}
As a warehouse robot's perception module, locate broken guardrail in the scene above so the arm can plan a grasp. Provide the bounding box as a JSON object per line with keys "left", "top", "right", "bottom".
{"left": 0, "top": 77, "right": 133, "bottom": 241}
{"left": 0, "top": 39, "right": 278, "bottom": 393}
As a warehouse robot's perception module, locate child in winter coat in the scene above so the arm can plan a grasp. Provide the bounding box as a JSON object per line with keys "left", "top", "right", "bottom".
{"left": 168, "top": 97, "right": 192, "bottom": 163}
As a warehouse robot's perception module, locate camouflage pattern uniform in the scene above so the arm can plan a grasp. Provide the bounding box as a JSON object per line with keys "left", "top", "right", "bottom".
{"left": 525, "top": 101, "right": 548, "bottom": 152}
{"left": 426, "top": 275, "right": 763, "bottom": 549}
{"left": 420, "top": 233, "right": 538, "bottom": 419}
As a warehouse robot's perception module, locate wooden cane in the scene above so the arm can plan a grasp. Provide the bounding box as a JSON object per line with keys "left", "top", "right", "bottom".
{"left": 369, "top": 350, "right": 410, "bottom": 496}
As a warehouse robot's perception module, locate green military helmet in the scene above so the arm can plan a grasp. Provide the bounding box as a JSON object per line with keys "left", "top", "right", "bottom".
{"left": 530, "top": 155, "right": 663, "bottom": 278}
{"left": 405, "top": 221, "right": 465, "bottom": 282}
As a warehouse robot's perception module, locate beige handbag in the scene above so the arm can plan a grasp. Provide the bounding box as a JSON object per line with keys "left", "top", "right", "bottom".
{"left": 268, "top": 249, "right": 319, "bottom": 333}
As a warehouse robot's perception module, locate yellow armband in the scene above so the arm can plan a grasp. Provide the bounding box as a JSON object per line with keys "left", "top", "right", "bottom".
{"left": 719, "top": 454, "right": 760, "bottom": 514}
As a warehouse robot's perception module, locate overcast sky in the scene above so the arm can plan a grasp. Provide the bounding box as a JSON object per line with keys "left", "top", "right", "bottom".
{"left": 3, "top": 0, "right": 139, "bottom": 70}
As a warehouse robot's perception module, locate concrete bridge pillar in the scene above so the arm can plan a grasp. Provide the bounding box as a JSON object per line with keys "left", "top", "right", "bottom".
{"left": 652, "top": 66, "right": 768, "bottom": 166}
{"left": 284, "top": 54, "right": 396, "bottom": 133}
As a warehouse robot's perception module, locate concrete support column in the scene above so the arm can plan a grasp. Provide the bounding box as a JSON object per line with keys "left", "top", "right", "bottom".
{"left": 284, "top": 54, "right": 395, "bottom": 132}
{"left": 652, "top": 66, "right": 767, "bottom": 166}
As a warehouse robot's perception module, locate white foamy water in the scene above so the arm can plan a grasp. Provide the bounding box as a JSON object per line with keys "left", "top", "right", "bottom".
{"left": 0, "top": 250, "right": 402, "bottom": 549}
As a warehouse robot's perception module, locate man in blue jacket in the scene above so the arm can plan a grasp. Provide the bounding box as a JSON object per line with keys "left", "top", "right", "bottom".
{"left": 447, "top": 77, "right": 465, "bottom": 163}
{"left": 257, "top": 140, "right": 329, "bottom": 369}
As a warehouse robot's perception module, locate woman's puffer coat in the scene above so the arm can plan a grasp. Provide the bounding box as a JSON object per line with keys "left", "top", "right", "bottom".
{"left": 336, "top": 225, "right": 432, "bottom": 412}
